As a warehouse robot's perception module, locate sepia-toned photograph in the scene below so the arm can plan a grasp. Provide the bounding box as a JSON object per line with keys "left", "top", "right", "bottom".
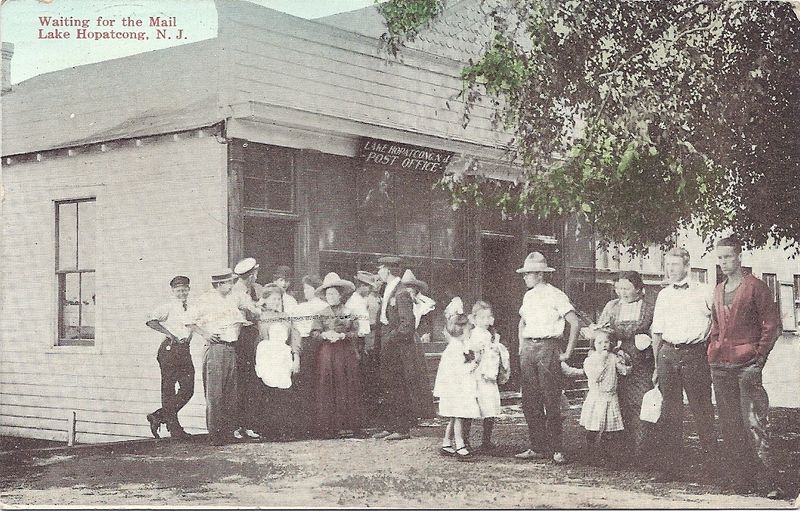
{"left": 1, "top": 0, "right": 798, "bottom": 508}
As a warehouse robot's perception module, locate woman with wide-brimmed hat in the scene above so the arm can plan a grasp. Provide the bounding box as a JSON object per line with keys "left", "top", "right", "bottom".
{"left": 309, "top": 272, "right": 363, "bottom": 438}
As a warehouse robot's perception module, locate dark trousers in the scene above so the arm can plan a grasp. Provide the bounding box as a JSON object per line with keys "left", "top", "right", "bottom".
{"left": 380, "top": 343, "right": 418, "bottom": 434}
{"left": 235, "top": 325, "right": 260, "bottom": 430}
{"left": 711, "top": 361, "right": 773, "bottom": 481}
{"left": 152, "top": 340, "right": 194, "bottom": 432}
{"left": 656, "top": 342, "right": 718, "bottom": 470}
{"left": 519, "top": 339, "right": 563, "bottom": 453}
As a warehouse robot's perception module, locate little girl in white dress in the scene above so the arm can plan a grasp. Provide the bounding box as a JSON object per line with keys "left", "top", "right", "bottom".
{"left": 433, "top": 297, "right": 480, "bottom": 460}
{"left": 470, "top": 300, "right": 510, "bottom": 451}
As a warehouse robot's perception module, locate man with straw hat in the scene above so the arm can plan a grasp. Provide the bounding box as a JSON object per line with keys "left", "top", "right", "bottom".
{"left": 185, "top": 269, "right": 243, "bottom": 446}
{"left": 513, "top": 252, "right": 580, "bottom": 465}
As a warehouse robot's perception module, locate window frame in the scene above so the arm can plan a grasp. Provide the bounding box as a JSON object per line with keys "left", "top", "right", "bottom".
{"left": 762, "top": 272, "right": 778, "bottom": 303}
{"left": 242, "top": 144, "right": 296, "bottom": 215}
{"left": 55, "top": 198, "right": 96, "bottom": 347}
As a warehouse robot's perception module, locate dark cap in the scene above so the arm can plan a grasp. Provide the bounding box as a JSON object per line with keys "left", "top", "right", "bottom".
{"left": 376, "top": 256, "right": 403, "bottom": 269}
{"left": 273, "top": 265, "right": 292, "bottom": 280}
{"left": 170, "top": 275, "right": 190, "bottom": 288}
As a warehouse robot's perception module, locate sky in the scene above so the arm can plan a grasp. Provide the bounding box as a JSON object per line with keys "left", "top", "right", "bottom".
{"left": 0, "top": 0, "right": 377, "bottom": 83}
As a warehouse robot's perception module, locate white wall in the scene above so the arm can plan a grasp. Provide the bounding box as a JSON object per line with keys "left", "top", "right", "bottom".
{"left": 0, "top": 134, "right": 228, "bottom": 443}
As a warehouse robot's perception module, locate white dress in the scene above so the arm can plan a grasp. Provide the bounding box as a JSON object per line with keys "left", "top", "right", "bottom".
{"left": 433, "top": 334, "right": 481, "bottom": 419}
{"left": 579, "top": 351, "right": 627, "bottom": 432}
{"left": 472, "top": 328, "right": 503, "bottom": 418}
{"left": 255, "top": 319, "right": 293, "bottom": 389}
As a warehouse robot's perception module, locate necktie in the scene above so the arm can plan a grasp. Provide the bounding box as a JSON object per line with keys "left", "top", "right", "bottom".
{"left": 673, "top": 283, "right": 689, "bottom": 290}
{"left": 182, "top": 301, "right": 187, "bottom": 311}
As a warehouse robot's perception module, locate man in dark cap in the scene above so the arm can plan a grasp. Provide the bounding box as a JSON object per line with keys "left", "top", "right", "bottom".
{"left": 373, "top": 256, "right": 418, "bottom": 441}
{"left": 145, "top": 275, "right": 194, "bottom": 439}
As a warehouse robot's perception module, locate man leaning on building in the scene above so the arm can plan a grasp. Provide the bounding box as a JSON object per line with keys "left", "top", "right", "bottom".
{"left": 186, "top": 269, "right": 243, "bottom": 446}
{"left": 145, "top": 275, "right": 194, "bottom": 440}
{"left": 708, "top": 236, "right": 783, "bottom": 499}
{"left": 651, "top": 247, "right": 718, "bottom": 482}
{"left": 514, "top": 252, "right": 580, "bottom": 465}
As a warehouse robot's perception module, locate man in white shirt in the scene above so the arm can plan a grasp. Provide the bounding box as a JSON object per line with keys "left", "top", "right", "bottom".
{"left": 651, "top": 247, "right": 718, "bottom": 481}
{"left": 272, "top": 265, "right": 299, "bottom": 313}
{"left": 514, "top": 252, "right": 580, "bottom": 465}
{"left": 145, "top": 275, "right": 194, "bottom": 440}
{"left": 186, "top": 269, "right": 242, "bottom": 446}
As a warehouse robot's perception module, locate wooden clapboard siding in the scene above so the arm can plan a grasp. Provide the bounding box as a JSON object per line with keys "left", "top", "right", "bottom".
{"left": 218, "top": 1, "right": 512, "bottom": 150}
{"left": 0, "top": 136, "right": 227, "bottom": 442}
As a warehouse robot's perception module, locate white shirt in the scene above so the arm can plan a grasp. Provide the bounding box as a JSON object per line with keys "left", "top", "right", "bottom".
{"left": 651, "top": 277, "right": 713, "bottom": 344}
{"left": 282, "top": 293, "right": 298, "bottom": 314}
{"left": 185, "top": 290, "right": 244, "bottom": 342}
{"left": 148, "top": 297, "right": 192, "bottom": 339}
{"left": 518, "top": 282, "right": 575, "bottom": 340}
{"left": 380, "top": 276, "right": 401, "bottom": 325}
{"left": 345, "top": 292, "right": 371, "bottom": 337}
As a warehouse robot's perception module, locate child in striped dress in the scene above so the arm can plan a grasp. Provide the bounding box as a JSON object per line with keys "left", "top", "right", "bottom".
{"left": 578, "top": 328, "right": 630, "bottom": 465}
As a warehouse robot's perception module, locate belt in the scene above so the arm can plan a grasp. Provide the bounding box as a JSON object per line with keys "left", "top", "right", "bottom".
{"left": 664, "top": 341, "right": 706, "bottom": 349}
{"left": 209, "top": 339, "right": 236, "bottom": 346}
{"left": 523, "top": 337, "right": 560, "bottom": 343}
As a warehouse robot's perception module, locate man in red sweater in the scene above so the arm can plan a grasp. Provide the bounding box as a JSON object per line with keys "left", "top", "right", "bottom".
{"left": 707, "top": 236, "right": 782, "bottom": 499}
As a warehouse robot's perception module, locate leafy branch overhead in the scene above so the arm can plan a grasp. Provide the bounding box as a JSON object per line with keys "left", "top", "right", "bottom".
{"left": 377, "top": 0, "right": 800, "bottom": 253}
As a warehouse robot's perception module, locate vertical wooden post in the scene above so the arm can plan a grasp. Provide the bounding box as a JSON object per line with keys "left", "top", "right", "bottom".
{"left": 227, "top": 139, "right": 244, "bottom": 267}
{"left": 67, "top": 411, "right": 76, "bottom": 446}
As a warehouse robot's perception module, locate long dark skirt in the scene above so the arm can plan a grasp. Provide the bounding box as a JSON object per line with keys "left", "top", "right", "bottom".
{"left": 294, "top": 337, "right": 320, "bottom": 438}
{"left": 315, "top": 339, "right": 363, "bottom": 436}
{"left": 618, "top": 342, "right": 656, "bottom": 458}
{"left": 252, "top": 382, "right": 298, "bottom": 439}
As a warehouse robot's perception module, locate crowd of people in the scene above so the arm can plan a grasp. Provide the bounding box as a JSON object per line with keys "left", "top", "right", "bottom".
{"left": 143, "top": 235, "right": 784, "bottom": 499}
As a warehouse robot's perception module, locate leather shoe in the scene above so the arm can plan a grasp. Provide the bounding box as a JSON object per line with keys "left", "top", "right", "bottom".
{"left": 514, "top": 449, "right": 546, "bottom": 460}
{"left": 244, "top": 429, "right": 261, "bottom": 439}
{"left": 384, "top": 432, "right": 411, "bottom": 441}
{"left": 146, "top": 413, "right": 161, "bottom": 439}
{"left": 169, "top": 428, "right": 191, "bottom": 440}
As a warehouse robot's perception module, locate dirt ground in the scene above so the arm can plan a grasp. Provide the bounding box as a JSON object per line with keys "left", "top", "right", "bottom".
{"left": 2, "top": 406, "right": 798, "bottom": 508}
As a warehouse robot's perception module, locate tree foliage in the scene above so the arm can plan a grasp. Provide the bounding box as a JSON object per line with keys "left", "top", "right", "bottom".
{"left": 378, "top": 0, "right": 800, "bottom": 253}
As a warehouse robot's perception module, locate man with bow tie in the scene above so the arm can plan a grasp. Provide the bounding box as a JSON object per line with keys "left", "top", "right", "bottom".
{"left": 651, "top": 247, "right": 718, "bottom": 482}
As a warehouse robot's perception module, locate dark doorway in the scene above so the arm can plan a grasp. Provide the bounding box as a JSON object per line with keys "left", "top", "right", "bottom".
{"left": 481, "top": 234, "right": 526, "bottom": 391}
{"left": 243, "top": 216, "right": 296, "bottom": 287}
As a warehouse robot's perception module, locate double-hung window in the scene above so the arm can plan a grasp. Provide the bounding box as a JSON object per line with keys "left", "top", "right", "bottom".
{"left": 56, "top": 199, "right": 96, "bottom": 346}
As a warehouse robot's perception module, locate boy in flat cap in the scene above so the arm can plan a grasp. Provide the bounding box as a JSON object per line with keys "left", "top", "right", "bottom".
{"left": 145, "top": 276, "right": 194, "bottom": 439}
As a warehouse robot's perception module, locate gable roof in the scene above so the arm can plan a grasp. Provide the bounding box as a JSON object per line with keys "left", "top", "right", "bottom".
{"left": 3, "top": 0, "right": 515, "bottom": 162}
{"left": 1, "top": 39, "right": 224, "bottom": 157}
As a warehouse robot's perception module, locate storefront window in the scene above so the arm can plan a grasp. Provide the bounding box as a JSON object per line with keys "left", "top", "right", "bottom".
{"left": 243, "top": 143, "right": 295, "bottom": 213}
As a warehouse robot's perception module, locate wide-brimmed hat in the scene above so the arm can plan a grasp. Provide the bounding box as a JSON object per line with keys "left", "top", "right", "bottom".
{"left": 354, "top": 270, "right": 379, "bottom": 288}
{"left": 316, "top": 272, "right": 356, "bottom": 294}
{"left": 516, "top": 251, "right": 555, "bottom": 273}
{"left": 211, "top": 269, "right": 236, "bottom": 283}
{"left": 401, "top": 269, "right": 428, "bottom": 293}
{"left": 234, "top": 257, "right": 259, "bottom": 276}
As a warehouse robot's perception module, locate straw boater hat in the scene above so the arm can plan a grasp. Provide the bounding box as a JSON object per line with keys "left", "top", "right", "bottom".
{"left": 316, "top": 272, "right": 356, "bottom": 294}
{"left": 211, "top": 268, "right": 236, "bottom": 284}
{"left": 400, "top": 269, "right": 428, "bottom": 294}
{"left": 234, "top": 257, "right": 259, "bottom": 276}
{"left": 516, "top": 251, "right": 556, "bottom": 273}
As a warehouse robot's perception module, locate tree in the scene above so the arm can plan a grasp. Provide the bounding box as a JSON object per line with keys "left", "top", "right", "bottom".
{"left": 377, "top": 0, "right": 800, "bottom": 253}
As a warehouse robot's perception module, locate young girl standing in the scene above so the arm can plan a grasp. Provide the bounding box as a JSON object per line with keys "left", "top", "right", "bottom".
{"left": 433, "top": 297, "right": 481, "bottom": 460}
{"left": 574, "top": 327, "right": 631, "bottom": 465}
{"left": 470, "top": 301, "right": 510, "bottom": 451}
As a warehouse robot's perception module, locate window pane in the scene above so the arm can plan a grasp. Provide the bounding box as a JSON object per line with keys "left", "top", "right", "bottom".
{"left": 430, "top": 186, "right": 464, "bottom": 259}
{"left": 315, "top": 162, "right": 358, "bottom": 251}
{"left": 266, "top": 182, "right": 294, "bottom": 213}
{"left": 78, "top": 201, "right": 95, "bottom": 269}
{"left": 58, "top": 203, "right": 78, "bottom": 270}
{"left": 244, "top": 178, "right": 266, "bottom": 209}
{"left": 80, "top": 273, "right": 96, "bottom": 339}
{"left": 60, "top": 273, "right": 81, "bottom": 340}
{"left": 357, "top": 168, "right": 395, "bottom": 253}
{"left": 266, "top": 149, "right": 292, "bottom": 182}
{"left": 395, "top": 170, "right": 430, "bottom": 257}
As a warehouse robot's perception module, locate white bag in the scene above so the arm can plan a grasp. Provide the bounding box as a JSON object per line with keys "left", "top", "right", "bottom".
{"left": 640, "top": 387, "right": 663, "bottom": 423}
{"left": 634, "top": 333, "right": 652, "bottom": 351}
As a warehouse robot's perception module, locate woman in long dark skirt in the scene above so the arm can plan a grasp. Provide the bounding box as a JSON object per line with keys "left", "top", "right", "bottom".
{"left": 598, "top": 271, "right": 656, "bottom": 465}
{"left": 309, "top": 272, "right": 363, "bottom": 438}
{"left": 253, "top": 285, "right": 300, "bottom": 440}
